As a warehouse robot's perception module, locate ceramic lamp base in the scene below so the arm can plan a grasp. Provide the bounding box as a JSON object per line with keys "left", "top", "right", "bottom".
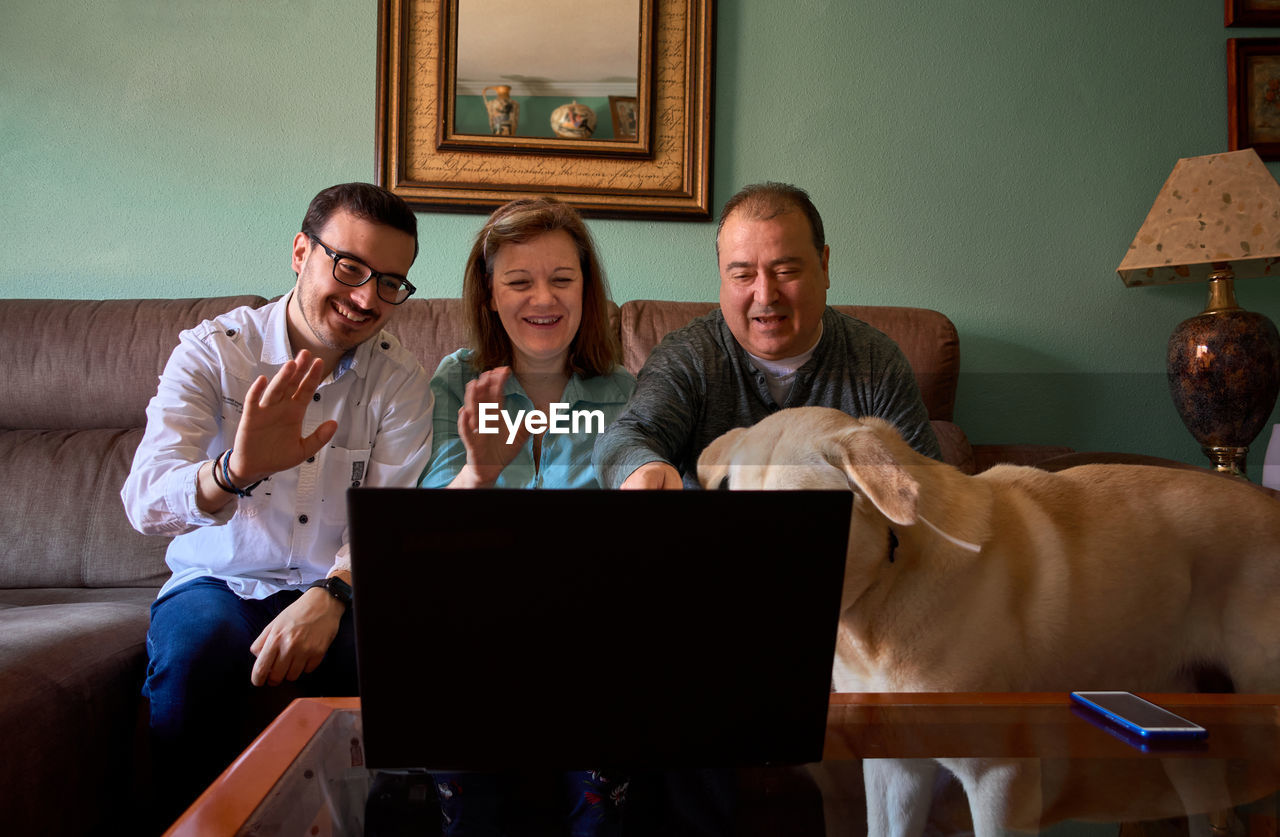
{"left": 1166, "top": 274, "right": 1280, "bottom": 477}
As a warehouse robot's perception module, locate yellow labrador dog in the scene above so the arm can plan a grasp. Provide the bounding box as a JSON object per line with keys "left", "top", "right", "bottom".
{"left": 698, "top": 406, "right": 1280, "bottom": 834}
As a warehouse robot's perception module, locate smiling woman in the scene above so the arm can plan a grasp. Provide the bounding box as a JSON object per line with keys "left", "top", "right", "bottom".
{"left": 487, "top": 228, "right": 585, "bottom": 376}
{"left": 414, "top": 196, "right": 637, "bottom": 834}
{"left": 418, "top": 195, "right": 635, "bottom": 491}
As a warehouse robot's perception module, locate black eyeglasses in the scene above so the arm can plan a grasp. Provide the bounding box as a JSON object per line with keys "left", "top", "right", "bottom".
{"left": 306, "top": 233, "right": 416, "bottom": 305}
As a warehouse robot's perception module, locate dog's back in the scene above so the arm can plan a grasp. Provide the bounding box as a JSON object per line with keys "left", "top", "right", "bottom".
{"left": 970, "top": 461, "right": 1280, "bottom": 693}
{"left": 700, "top": 407, "right": 1280, "bottom": 695}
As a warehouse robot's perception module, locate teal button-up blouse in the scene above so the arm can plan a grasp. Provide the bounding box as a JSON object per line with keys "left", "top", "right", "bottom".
{"left": 418, "top": 348, "right": 636, "bottom": 489}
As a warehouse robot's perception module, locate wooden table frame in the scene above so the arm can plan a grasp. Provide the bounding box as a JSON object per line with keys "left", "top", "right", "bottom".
{"left": 165, "top": 693, "right": 1280, "bottom": 836}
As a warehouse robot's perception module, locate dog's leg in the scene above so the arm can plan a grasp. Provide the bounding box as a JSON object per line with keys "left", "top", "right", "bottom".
{"left": 1157, "top": 758, "right": 1240, "bottom": 837}
{"left": 863, "top": 758, "right": 937, "bottom": 837}
{"left": 949, "top": 758, "right": 1043, "bottom": 837}
{"left": 804, "top": 759, "right": 867, "bottom": 835}
{"left": 1221, "top": 610, "right": 1280, "bottom": 697}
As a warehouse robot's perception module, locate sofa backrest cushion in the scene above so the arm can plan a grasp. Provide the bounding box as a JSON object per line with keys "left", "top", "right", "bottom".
{"left": 379, "top": 298, "right": 472, "bottom": 378}
{"left": 0, "top": 297, "right": 268, "bottom": 431}
{"left": 0, "top": 428, "right": 169, "bottom": 588}
{"left": 0, "top": 297, "right": 266, "bottom": 588}
{"left": 618, "top": 301, "right": 960, "bottom": 422}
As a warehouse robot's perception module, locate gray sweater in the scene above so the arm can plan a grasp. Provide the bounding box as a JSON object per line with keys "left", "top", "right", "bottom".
{"left": 592, "top": 307, "right": 941, "bottom": 489}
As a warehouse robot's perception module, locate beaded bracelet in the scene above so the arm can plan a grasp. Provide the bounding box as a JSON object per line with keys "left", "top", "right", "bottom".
{"left": 212, "top": 449, "right": 263, "bottom": 498}
{"left": 210, "top": 450, "right": 235, "bottom": 494}
{"left": 221, "top": 449, "right": 264, "bottom": 497}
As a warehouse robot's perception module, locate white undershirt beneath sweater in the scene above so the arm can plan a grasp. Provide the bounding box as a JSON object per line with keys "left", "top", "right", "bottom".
{"left": 746, "top": 324, "right": 823, "bottom": 406}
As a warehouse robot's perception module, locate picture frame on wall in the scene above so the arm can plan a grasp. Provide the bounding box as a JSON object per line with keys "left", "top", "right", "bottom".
{"left": 609, "top": 96, "right": 638, "bottom": 141}
{"left": 375, "top": 0, "right": 715, "bottom": 220}
{"left": 1228, "top": 39, "right": 1280, "bottom": 160}
{"left": 1226, "top": 1, "right": 1280, "bottom": 27}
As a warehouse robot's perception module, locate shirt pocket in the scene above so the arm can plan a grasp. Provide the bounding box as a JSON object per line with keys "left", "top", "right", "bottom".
{"left": 321, "top": 446, "right": 373, "bottom": 524}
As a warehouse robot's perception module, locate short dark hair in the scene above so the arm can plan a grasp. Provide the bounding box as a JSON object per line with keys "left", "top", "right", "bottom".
{"left": 715, "top": 182, "right": 825, "bottom": 258}
{"left": 463, "top": 196, "right": 620, "bottom": 377}
{"left": 301, "top": 183, "right": 419, "bottom": 261}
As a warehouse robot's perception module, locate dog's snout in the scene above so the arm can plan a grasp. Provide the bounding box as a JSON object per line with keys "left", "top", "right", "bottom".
{"left": 717, "top": 475, "right": 731, "bottom": 490}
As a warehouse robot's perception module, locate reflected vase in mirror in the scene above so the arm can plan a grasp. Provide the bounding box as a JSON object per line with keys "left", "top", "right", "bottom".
{"left": 550, "top": 100, "right": 596, "bottom": 138}
{"left": 482, "top": 85, "right": 519, "bottom": 135}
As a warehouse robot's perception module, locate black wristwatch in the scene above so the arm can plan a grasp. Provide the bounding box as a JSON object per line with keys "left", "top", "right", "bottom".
{"left": 308, "top": 575, "right": 353, "bottom": 608}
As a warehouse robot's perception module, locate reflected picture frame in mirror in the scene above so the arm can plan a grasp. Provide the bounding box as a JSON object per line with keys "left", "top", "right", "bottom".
{"left": 375, "top": 0, "right": 714, "bottom": 219}
{"left": 610, "top": 95, "right": 639, "bottom": 141}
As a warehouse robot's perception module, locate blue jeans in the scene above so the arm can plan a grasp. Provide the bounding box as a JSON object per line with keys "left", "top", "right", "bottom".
{"left": 144, "top": 576, "right": 358, "bottom": 820}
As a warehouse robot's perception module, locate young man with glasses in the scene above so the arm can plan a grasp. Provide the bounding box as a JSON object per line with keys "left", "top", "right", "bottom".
{"left": 122, "top": 182, "right": 433, "bottom": 822}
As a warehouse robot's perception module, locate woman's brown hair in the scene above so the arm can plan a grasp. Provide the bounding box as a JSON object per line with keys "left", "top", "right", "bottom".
{"left": 463, "top": 196, "right": 620, "bottom": 377}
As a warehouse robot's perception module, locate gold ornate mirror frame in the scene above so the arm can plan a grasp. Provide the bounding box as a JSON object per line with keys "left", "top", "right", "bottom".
{"left": 375, "top": 0, "right": 715, "bottom": 219}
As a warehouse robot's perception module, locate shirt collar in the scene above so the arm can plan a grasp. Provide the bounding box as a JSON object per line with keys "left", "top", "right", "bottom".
{"left": 262, "top": 290, "right": 374, "bottom": 383}
{"left": 261, "top": 292, "right": 297, "bottom": 366}
{"left": 745, "top": 322, "right": 823, "bottom": 376}
{"left": 502, "top": 367, "right": 631, "bottom": 406}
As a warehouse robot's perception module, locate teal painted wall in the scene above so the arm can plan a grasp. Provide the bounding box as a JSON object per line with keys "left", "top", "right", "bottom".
{"left": 5, "top": 1, "right": 1280, "bottom": 478}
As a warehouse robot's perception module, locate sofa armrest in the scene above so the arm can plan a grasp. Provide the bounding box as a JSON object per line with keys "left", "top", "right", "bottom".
{"left": 971, "top": 443, "right": 1076, "bottom": 473}
{"left": 932, "top": 420, "right": 976, "bottom": 475}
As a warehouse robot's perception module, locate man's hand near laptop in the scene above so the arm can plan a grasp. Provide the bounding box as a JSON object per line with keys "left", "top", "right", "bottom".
{"left": 620, "top": 460, "right": 683, "bottom": 490}
{"left": 249, "top": 571, "right": 348, "bottom": 687}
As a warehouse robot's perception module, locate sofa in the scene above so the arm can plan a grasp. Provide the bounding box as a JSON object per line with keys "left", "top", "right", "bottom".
{"left": 0, "top": 295, "right": 1069, "bottom": 835}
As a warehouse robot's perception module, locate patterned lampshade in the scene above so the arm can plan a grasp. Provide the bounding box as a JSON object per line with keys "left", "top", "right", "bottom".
{"left": 1117, "top": 148, "right": 1280, "bottom": 287}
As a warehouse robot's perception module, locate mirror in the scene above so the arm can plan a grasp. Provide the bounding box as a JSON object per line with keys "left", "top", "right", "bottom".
{"left": 453, "top": 0, "right": 642, "bottom": 143}
{"left": 439, "top": 0, "right": 652, "bottom": 156}
{"left": 375, "top": 0, "right": 714, "bottom": 219}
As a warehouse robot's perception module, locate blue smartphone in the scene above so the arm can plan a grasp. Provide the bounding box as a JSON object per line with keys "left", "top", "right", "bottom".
{"left": 1070, "top": 691, "right": 1208, "bottom": 741}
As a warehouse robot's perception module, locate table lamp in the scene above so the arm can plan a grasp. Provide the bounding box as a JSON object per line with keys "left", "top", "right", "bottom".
{"left": 1117, "top": 148, "right": 1280, "bottom": 477}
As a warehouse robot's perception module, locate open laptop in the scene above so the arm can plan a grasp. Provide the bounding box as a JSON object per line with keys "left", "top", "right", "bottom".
{"left": 348, "top": 488, "right": 851, "bottom": 771}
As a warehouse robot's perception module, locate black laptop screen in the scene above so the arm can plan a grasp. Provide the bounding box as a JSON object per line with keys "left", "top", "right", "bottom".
{"left": 349, "top": 488, "right": 851, "bottom": 770}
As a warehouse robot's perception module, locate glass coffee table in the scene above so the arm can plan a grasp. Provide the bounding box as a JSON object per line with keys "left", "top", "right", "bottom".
{"left": 166, "top": 693, "right": 1280, "bottom": 836}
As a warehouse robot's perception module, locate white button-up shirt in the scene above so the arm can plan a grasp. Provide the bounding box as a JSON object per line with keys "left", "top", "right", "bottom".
{"left": 121, "top": 294, "right": 433, "bottom": 599}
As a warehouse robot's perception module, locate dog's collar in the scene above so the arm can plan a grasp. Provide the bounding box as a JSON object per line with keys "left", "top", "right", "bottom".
{"left": 886, "top": 519, "right": 980, "bottom": 563}
{"left": 918, "top": 515, "right": 982, "bottom": 553}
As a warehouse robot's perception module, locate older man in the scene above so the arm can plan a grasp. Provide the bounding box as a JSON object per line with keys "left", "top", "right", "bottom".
{"left": 122, "top": 182, "right": 433, "bottom": 820}
{"left": 593, "top": 181, "right": 939, "bottom": 489}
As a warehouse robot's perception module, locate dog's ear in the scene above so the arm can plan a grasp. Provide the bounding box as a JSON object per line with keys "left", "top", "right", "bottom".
{"left": 825, "top": 427, "right": 919, "bottom": 525}
{"left": 697, "top": 426, "right": 749, "bottom": 489}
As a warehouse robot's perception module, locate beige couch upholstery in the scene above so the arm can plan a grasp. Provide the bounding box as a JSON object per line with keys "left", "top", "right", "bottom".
{"left": 0, "top": 295, "right": 1067, "bottom": 834}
